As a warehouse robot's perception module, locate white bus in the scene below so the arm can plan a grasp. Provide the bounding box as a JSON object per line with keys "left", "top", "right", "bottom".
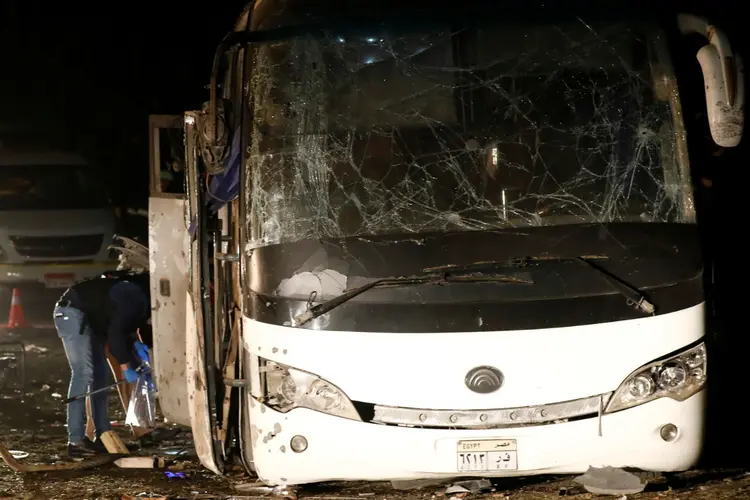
{"left": 146, "top": 1, "right": 743, "bottom": 488}
{"left": 0, "top": 149, "right": 117, "bottom": 293}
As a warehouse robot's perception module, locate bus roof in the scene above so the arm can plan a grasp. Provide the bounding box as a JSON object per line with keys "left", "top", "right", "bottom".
{"left": 245, "top": 0, "right": 710, "bottom": 32}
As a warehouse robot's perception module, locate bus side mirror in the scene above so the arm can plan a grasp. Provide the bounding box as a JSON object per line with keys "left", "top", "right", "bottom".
{"left": 678, "top": 13, "right": 745, "bottom": 147}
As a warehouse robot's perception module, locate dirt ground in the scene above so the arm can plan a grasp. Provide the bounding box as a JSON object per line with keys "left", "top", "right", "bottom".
{"left": 1, "top": 289, "right": 749, "bottom": 499}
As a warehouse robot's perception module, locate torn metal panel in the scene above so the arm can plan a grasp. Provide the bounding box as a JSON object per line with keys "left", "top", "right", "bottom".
{"left": 109, "top": 235, "right": 149, "bottom": 273}
{"left": 186, "top": 256, "right": 221, "bottom": 475}
{"left": 244, "top": 21, "right": 695, "bottom": 251}
{"left": 184, "top": 110, "right": 223, "bottom": 475}
{"left": 148, "top": 197, "right": 190, "bottom": 426}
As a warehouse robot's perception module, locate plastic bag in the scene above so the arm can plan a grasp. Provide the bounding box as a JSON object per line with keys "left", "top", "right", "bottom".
{"left": 125, "top": 370, "right": 157, "bottom": 428}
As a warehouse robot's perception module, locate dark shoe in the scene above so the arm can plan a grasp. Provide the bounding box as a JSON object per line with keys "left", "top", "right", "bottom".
{"left": 67, "top": 437, "right": 106, "bottom": 458}
{"left": 67, "top": 442, "right": 96, "bottom": 458}
{"left": 139, "top": 427, "right": 182, "bottom": 447}
{"left": 86, "top": 436, "right": 108, "bottom": 453}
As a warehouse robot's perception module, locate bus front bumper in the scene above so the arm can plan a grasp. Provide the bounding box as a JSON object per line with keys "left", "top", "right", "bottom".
{"left": 249, "top": 390, "right": 705, "bottom": 486}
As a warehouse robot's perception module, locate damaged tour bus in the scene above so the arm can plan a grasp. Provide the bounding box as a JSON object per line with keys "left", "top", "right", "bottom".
{"left": 147, "top": 0, "right": 744, "bottom": 487}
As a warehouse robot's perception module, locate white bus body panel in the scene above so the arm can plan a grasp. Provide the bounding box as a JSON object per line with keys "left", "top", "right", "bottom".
{"left": 186, "top": 291, "right": 222, "bottom": 475}
{"left": 242, "top": 303, "right": 705, "bottom": 485}
{"left": 148, "top": 196, "right": 190, "bottom": 426}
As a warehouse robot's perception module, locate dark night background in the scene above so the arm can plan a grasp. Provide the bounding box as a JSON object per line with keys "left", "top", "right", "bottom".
{"left": 0, "top": 1, "right": 247, "bottom": 227}
{"left": 1, "top": 0, "right": 750, "bottom": 486}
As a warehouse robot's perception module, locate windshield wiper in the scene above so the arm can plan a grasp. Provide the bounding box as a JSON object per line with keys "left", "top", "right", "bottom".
{"left": 291, "top": 272, "right": 533, "bottom": 327}
{"left": 424, "top": 255, "right": 609, "bottom": 274}
{"left": 428, "top": 255, "right": 655, "bottom": 315}
{"left": 512, "top": 255, "right": 656, "bottom": 315}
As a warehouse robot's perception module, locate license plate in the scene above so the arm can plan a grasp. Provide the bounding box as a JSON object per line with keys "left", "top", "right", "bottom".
{"left": 44, "top": 273, "right": 75, "bottom": 289}
{"left": 457, "top": 439, "right": 518, "bottom": 472}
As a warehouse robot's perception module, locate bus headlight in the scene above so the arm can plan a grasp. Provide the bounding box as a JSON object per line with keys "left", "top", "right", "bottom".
{"left": 606, "top": 342, "right": 706, "bottom": 414}
{"left": 260, "top": 359, "right": 361, "bottom": 421}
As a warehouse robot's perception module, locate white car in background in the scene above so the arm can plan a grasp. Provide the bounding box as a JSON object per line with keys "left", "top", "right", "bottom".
{"left": 0, "top": 149, "right": 117, "bottom": 293}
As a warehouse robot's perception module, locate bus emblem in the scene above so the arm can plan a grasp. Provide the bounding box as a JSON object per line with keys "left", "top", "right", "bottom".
{"left": 465, "top": 366, "right": 504, "bottom": 394}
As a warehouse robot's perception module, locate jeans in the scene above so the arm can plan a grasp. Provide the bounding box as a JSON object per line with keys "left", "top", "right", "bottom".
{"left": 54, "top": 305, "right": 111, "bottom": 444}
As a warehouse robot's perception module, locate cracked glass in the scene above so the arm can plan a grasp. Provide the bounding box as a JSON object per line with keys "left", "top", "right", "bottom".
{"left": 243, "top": 20, "right": 695, "bottom": 250}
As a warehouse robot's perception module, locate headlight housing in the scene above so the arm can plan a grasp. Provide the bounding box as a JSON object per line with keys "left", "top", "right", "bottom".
{"left": 260, "top": 359, "right": 361, "bottom": 421}
{"left": 606, "top": 342, "right": 706, "bottom": 414}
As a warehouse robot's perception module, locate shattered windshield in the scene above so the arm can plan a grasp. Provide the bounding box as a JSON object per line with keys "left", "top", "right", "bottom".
{"left": 244, "top": 20, "right": 694, "bottom": 249}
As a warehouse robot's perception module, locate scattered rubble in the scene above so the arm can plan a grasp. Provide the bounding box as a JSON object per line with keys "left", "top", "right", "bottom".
{"left": 446, "top": 479, "right": 493, "bottom": 494}
{"left": 234, "top": 481, "right": 297, "bottom": 498}
{"left": 391, "top": 478, "right": 451, "bottom": 490}
{"left": 24, "top": 344, "right": 48, "bottom": 354}
{"left": 4, "top": 319, "right": 750, "bottom": 498}
{"left": 573, "top": 466, "right": 648, "bottom": 496}
{"left": 115, "top": 456, "right": 168, "bottom": 469}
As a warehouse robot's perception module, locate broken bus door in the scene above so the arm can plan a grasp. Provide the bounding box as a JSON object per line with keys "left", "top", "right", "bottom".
{"left": 183, "top": 111, "right": 226, "bottom": 474}
{"left": 147, "top": 114, "right": 191, "bottom": 427}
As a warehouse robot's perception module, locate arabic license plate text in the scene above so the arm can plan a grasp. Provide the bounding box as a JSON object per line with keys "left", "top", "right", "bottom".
{"left": 44, "top": 273, "right": 75, "bottom": 289}
{"left": 456, "top": 439, "right": 518, "bottom": 471}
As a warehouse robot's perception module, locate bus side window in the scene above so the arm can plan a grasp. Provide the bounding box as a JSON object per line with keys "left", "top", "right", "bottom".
{"left": 159, "top": 128, "right": 186, "bottom": 195}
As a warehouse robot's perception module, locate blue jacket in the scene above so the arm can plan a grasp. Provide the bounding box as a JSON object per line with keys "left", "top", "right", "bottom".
{"left": 59, "top": 275, "right": 151, "bottom": 366}
{"left": 107, "top": 281, "right": 150, "bottom": 366}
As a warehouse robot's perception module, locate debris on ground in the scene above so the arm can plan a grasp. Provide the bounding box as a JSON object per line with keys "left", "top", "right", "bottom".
{"left": 445, "top": 479, "right": 493, "bottom": 494}
{"left": 573, "top": 466, "right": 648, "bottom": 496}
{"left": 115, "top": 456, "right": 168, "bottom": 469}
{"left": 4, "top": 312, "right": 750, "bottom": 498}
{"left": 391, "top": 478, "right": 493, "bottom": 495}
{"left": 0, "top": 437, "right": 121, "bottom": 472}
{"left": 391, "top": 478, "right": 452, "bottom": 490}
{"left": 234, "top": 482, "right": 297, "bottom": 498}
{"left": 234, "top": 482, "right": 275, "bottom": 494}
{"left": 0, "top": 341, "right": 25, "bottom": 391}
{"left": 271, "top": 485, "right": 297, "bottom": 498}
{"left": 23, "top": 344, "right": 48, "bottom": 354}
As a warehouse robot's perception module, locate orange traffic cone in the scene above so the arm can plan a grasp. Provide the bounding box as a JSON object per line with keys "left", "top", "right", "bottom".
{"left": 6, "top": 288, "right": 29, "bottom": 329}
